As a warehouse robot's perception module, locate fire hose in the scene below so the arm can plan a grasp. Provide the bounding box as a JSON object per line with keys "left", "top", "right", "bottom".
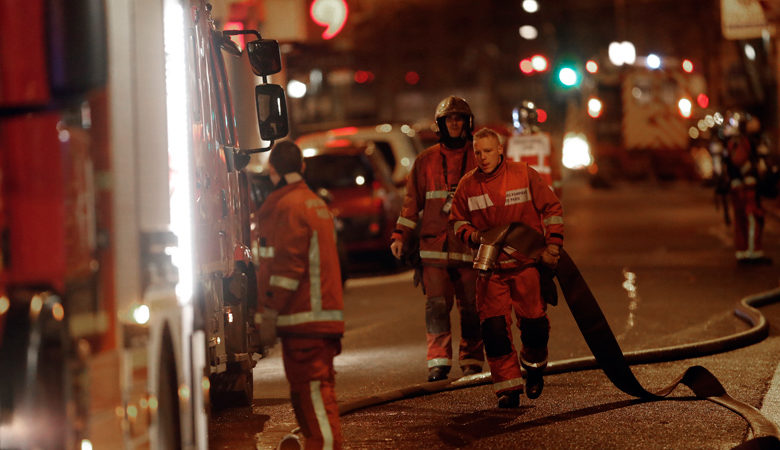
{"left": 337, "top": 223, "right": 780, "bottom": 449}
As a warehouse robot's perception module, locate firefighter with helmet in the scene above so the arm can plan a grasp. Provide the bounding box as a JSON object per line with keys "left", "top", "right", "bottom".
{"left": 512, "top": 100, "right": 540, "bottom": 135}
{"left": 714, "top": 111, "right": 776, "bottom": 265}
{"left": 390, "top": 95, "right": 485, "bottom": 382}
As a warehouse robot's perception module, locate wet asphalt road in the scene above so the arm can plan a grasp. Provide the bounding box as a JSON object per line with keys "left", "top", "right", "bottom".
{"left": 211, "top": 175, "right": 780, "bottom": 449}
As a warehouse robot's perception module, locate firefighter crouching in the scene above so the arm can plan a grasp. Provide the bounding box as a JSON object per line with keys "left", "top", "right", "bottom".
{"left": 390, "top": 95, "right": 485, "bottom": 382}
{"left": 256, "top": 141, "right": 344, "bottom": 449}
{"left": 449, "top": 128, "right": 563, "bottom": 408}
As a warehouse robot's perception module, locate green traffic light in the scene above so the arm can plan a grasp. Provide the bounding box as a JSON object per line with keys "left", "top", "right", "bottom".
{"left": 557, "top": 67, "right": 579, "bottom": 87}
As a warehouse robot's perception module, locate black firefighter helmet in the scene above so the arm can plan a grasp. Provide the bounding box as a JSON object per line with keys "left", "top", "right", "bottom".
{"left": 435, "top": 95, "right": 474, "bottom": 142}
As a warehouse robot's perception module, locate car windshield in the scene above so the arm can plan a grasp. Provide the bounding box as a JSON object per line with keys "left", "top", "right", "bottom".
{"left": 305, "top": 153, "right": 375, "bottom": 189}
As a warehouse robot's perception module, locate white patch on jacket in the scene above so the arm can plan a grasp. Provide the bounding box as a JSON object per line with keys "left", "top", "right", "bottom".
{"left": 468, "top": 194, "right": 494, "bottom": 211}
{"left": 505, "top": 188, "right": 529, "bottom": 206}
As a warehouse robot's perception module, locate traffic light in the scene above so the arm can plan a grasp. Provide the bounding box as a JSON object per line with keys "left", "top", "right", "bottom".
{"left": 556, "top": 65, "right": 581, "bottom": 88}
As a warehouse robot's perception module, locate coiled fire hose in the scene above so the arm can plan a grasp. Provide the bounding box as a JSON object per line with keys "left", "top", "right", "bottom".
{"left": 338, "top": 223, "right": 780, "bottom": 449}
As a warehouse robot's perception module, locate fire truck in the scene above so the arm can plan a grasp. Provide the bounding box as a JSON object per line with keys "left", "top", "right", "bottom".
{"left": 0, "top": 0, "right": 288, "bottom": 448}
{"left": 571, "top": 61, "right": 707, "bottom": 181}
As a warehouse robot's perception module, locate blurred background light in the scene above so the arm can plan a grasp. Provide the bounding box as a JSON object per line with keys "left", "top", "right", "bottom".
{"left": 522, "top": 0, "right": 539, "bottom": 13}
{"left": 646, "top": 53, "right": 661, "bottom": 69}
{"left": 744, "top": 43, "right": 756, "bottom": 60}
{"left": 287, "top": 80, "right": 307, "bottom": 98}
{"left": 519, "top": 58, "right": 534, "bottom": 74}
{"left": 585, "top": 60, "right": 599, "bottom": 73}
{"left": 531, "top": 54, "right": 549, "bottom": 72}
{"left": 678, "top": 98, "right": 693, "bottom": 118}
{"left": 562, "top": 132, "right": 592, "bottom": 169}
{"left": 518, "top": 25, "right": 538, "bottom": 40}
{"left": 587, "top": 97, "right": 603, "bottom": 118}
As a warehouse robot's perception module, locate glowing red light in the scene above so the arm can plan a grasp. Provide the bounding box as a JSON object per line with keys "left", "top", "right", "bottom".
{"left": 325, "top": 139, "right": 353, "bottom": 147}
{"left": 224, "top": 21, "right": 245, "bottom": 49}
{"left": 537, "top": 108, "right": 547, "bottom": 123}
{"left": 519, "top": 58, "right": 534, "bottom": 74}
{"left": 310, "top": 0, "right": 349, "bottom": 40}
{"left": 354, "top": 70, "right": 369, "bottom": 83}
{"left": 697, "top": 93, "right": 709, "bottom": 108}
{"left": 328, "top": 127, "right": 358, "bottom": 136}
{"left": 405, "top": 71, "right": 420, "bottom": 85}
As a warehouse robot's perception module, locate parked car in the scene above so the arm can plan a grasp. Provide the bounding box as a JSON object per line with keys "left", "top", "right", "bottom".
{"left": 302, "top": 141, "right": 403, "bottom": 259}
{"left": 296, "top": 123, "right": 424, "bottom": 187}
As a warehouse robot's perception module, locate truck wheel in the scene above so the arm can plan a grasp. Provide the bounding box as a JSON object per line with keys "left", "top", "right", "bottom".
{"left": 0, "top": 294, "right": 74, "bottom": 448}
{"left": 157, "top": 326, "right": 182, "bottom": 449}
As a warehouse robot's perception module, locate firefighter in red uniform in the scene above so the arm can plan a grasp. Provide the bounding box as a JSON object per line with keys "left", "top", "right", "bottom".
{"left": 449, "top": 128, "right": 563, "bottom": 408}
{"left": 718, "top": 112, "right": 775, "bottom": 265}
{"left": 390, "top": 96, "right": 484, "bottom": 382}
{"left": 257, "top": 141, "right": 344, "bottom": 449}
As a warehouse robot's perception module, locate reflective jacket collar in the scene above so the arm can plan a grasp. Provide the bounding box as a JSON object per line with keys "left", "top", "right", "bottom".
{"left": 476, "top": 155, "right": 506, "bottom": 181}
{"left": 272, "top": 172, "right": 304, "bottom": 191}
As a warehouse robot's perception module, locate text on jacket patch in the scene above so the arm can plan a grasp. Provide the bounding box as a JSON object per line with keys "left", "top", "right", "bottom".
{"left": 505, "top": 188, "right": 529, "bottom": 206}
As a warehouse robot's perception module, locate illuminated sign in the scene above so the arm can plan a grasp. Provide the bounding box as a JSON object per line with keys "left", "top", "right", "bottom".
{"left": 310, "top": 0, "right": 348, "bottom": 40}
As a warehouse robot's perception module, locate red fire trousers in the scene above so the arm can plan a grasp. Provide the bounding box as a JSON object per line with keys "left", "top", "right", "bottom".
{"left": 282, "top": 337, "right": 342, "bottom": 450}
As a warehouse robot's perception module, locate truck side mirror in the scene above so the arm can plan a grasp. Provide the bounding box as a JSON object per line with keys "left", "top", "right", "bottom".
{"left": 247, "top": 39, "right": 282, "bottom": 77}
{"left": 255, "top": 83, "right": 289, "bottom": 142}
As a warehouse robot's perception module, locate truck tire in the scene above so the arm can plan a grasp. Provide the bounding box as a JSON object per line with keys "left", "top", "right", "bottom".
{"left": 0, "top": 293, "right": 74, "bottom": 449}
{"left": 157, "top": 325, "right": 183, "bottom": 449}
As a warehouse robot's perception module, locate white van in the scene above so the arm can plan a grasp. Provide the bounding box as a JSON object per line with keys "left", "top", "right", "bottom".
{"left": 296, "top": 123, "right": 424, "bottom": 187}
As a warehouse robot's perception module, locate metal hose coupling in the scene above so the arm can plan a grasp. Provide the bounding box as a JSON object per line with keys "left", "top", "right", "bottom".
{"left": 473, "top": 243, "right": 499, "bottom": 272}
{"left": 472, "top": 224, "right": 514, "bottom": 273}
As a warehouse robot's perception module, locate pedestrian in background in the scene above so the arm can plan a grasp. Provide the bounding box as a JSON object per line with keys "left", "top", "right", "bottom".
{"left": 449, "top": 127, "right": 563, "bottom": 408}
{"left": 256, "top": 141, "right": 344, "bottom": 449}
{"left": 390, "top": 96, "right": 484, "bottom": 382}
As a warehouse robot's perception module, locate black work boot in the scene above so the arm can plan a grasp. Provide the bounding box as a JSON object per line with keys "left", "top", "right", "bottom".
{"left": 497, "top": 389, "right": 522, "bottom": 408}
{"left": 427, "top": 366, "right": 450, "bottom": 382}
{"left": 522, "top": 361, "right": 546, "bottom": 399}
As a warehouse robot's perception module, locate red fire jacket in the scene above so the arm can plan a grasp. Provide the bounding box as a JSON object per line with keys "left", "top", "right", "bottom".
{"left": 256, "top": 175, "right": 344, "bottom": 337}
{"left": 392, "top": 143, "right": 477, "bottom": 266}
{"left": 449, "top": 158, "right": 563, "bottom": 269}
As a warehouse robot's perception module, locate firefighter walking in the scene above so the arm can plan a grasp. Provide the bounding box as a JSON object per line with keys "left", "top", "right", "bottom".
{"left": 390, "top": 96, "right": 484, "bottom": 382}
{"left": 449, "top": 128, "right": 563, "bottom": 408}
{"left": 713, "top": 112, "right": 776, "bottom": 265}
{"left": 256, "top": 142, "right": 344, "bottom": 449}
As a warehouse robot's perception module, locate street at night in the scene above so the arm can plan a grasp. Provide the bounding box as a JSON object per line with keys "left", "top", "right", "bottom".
{"left": 4, "top": 1, "right": 780, "bottom": 449}
{"left": 210, "top": 176, "right": 780, "bottom": 449}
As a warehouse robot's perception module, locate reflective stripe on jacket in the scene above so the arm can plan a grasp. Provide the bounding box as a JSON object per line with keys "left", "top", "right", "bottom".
{"left": 449, "top": 159, "right": 563, "bottom": 269}
{"left": 257, "top": 177, "right": 344, "bottom": 337}
{"left": 392, "top": 143, "right": 477, "bottom": 266}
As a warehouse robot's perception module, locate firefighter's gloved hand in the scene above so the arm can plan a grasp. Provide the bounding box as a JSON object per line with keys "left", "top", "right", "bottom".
{"left": 541, "top": 244, "right": 560, "bottom": 268}
{"left": 469, "top": 230, "right": 482, "bottom": 248}
{"left": 390, "top": 239, "right": 403, "bottom": 260}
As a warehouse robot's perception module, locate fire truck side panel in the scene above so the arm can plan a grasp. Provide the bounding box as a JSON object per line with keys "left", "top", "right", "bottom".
{"left": 1, "top": 115, "right": 66, "bottom": 290}
{"left": 0, "top": 0, "right": 50, "bottom": 106}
